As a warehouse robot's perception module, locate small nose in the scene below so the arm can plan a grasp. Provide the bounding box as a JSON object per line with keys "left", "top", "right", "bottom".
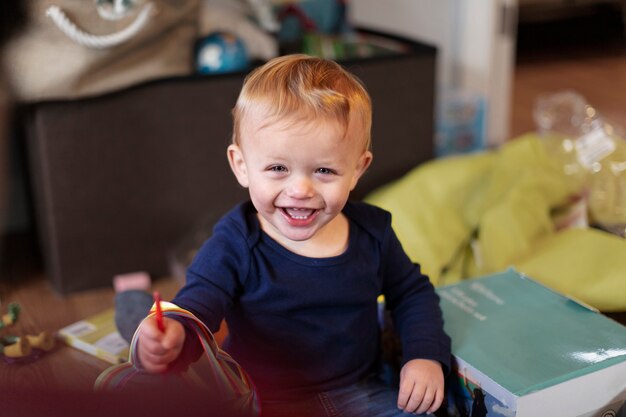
{"left": 287, "top": 175, "right": 314, "bottom": 199}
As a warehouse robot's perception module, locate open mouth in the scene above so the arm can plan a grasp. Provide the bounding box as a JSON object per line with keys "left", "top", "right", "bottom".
{"left": 282, "top": 207, "right": 317, "bottom": 220}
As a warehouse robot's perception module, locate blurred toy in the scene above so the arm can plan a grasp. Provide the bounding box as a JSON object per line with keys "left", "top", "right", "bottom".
{"left": 0, "top": 302, "right": 56, "bottom": 363}
{"left": 277, "top": 0, "right": 349, "bottom": 44}
{"left": 276, "top": 0, "right": 354, "bottom": 57}
{"left": 534, "top": 90, "right": 626, "bottom": 237}
{"left": 27, "top": 331, "right": 56, "bottom": 351}
{"left": 246, "top": 0, "right": 280, "bottom": 33}
{"left": 436, "top": 89, "right": 487, "bottom": 157}
{"left": 195, "top": 31, "right": 249, "bottom": 74}
{"left": 0, "top": 303, "right": 20, "bottom": 329}
{"left": 1, "top": 335, "right": 31, "bottom": 358}
{"left": 198, "top": 0, "right": 278, "bottom": 62}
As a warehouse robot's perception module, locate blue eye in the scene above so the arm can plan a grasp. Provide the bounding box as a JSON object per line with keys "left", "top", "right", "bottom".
{"left": 316, "top": 168, "right": 335, "bottom": 175}
{"left": 269, "top": 165, "right": 287, "bottom": 172}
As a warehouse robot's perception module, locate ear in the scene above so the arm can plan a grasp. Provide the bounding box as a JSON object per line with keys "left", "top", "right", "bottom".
{"left": 350, "top": 150, "right": 373, "bottom": 190}
{"left": 227, "top": 144, "right": 249, "bottom": 188}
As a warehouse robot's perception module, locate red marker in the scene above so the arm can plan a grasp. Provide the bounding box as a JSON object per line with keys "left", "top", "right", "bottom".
{"left": 153, "top": 291, "right": 165, "bottom": 333}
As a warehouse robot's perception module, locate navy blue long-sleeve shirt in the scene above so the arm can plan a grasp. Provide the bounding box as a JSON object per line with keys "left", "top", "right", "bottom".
{"left": 172, "top": 201, "right": 450, "bottom": 400}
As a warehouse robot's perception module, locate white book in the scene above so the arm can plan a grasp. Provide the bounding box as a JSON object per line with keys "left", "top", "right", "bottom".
{"left": 57, "top": 308, "right": 129, "bottom": 365}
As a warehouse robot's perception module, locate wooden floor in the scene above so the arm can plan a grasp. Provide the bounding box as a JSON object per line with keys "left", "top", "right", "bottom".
{"left": 511, "top": 10, "right": 626, "bottom": 137}
{"left": 0, "top": 249, "right": 182, "bottom": 391}
{"left": 1, "top": 12, "right": 626, "bottom": 395}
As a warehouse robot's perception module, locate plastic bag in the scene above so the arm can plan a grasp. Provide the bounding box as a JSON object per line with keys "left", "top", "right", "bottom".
{"left": 534, "top": 90, "right": 626, "bottom": 237}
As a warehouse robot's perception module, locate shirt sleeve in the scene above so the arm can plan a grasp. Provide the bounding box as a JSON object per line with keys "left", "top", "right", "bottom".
{"left": 173, "top": 217, "right": 250, "bottom": 330}
{"left": 380, "top": 218, "right": 452, "bottom": 374}
{"left": 170, "top": 216, "right": 251, "bottom": 365}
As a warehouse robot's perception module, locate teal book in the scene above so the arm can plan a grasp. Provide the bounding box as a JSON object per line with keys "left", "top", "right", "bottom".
{"left": 437, "top": 269, "right": 626, "bottom": 417}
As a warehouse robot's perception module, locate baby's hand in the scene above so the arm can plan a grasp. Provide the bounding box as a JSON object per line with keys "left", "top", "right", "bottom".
{"left": 397, "top": 358, "right": 444, "bottom": 415}
{"left": 137, "top": 316, "right": 185, "bottom": 373}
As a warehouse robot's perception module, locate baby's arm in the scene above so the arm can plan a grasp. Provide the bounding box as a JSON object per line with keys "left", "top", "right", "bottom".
{"left": 397, "top": 358, "right": 444, "bottom": 415}
{"left": 137, "top": 316, "right": 186, "bottom": 373}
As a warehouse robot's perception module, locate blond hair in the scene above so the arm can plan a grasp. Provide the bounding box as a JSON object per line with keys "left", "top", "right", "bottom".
{"left": 232, "top": 54, "right": 372, "bottom": 150}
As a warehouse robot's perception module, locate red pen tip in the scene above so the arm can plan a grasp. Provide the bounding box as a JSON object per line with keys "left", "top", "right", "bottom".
{"left": 153, "top": 291, "right": 165, "bottom": 333}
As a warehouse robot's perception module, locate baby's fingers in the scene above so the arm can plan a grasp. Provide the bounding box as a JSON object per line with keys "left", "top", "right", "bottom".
{"left": 402, "top": 382, "right": 428, "bottom": 414}
{"left": 426, "top": 388, "right": 444, "bottom": 414}
{"left": 397, "top": 378, "right": 414, "bottom": 410}
{"left": 414, "top": 385, "right": 436, "bottom": 415}
{"left": 427, "top": 387, "right": 445, "bottom": 414}
{"left": 161, "top": 318, "right": 185, "bottom": 351}
{"left": 137, "top": 335, "right": 178, "bottom": 373}
{"left": 140, "top": 316, "right": 165, "bottom": 340}
{"left": 139, "top": 354, "right": 170, "bottom": 374}
{"left": 140, "top": 333, "right": 169, "bottom": 355}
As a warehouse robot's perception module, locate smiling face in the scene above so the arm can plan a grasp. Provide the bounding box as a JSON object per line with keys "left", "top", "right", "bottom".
{"left": 227, "top": 55, "right": 373, "bottom": 256}
{"left": 228, "top": 110, "right": 372, "bottom": 256}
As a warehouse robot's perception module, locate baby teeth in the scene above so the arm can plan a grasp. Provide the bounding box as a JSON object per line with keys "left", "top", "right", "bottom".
{"left": 285, "top": 207, "right": 314, "bottom": 219}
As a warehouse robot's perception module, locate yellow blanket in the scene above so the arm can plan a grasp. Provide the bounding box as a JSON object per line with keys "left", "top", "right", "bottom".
{"left": 366, "top": 134, "right": 626, "bottom": 312}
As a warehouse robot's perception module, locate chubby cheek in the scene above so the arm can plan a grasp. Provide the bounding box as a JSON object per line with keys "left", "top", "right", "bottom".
{"left": 323, "top": 186, "right": 352, "bottom": 214}
{"left": 248, "top": 180, "right": 278, "bottom": 211}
